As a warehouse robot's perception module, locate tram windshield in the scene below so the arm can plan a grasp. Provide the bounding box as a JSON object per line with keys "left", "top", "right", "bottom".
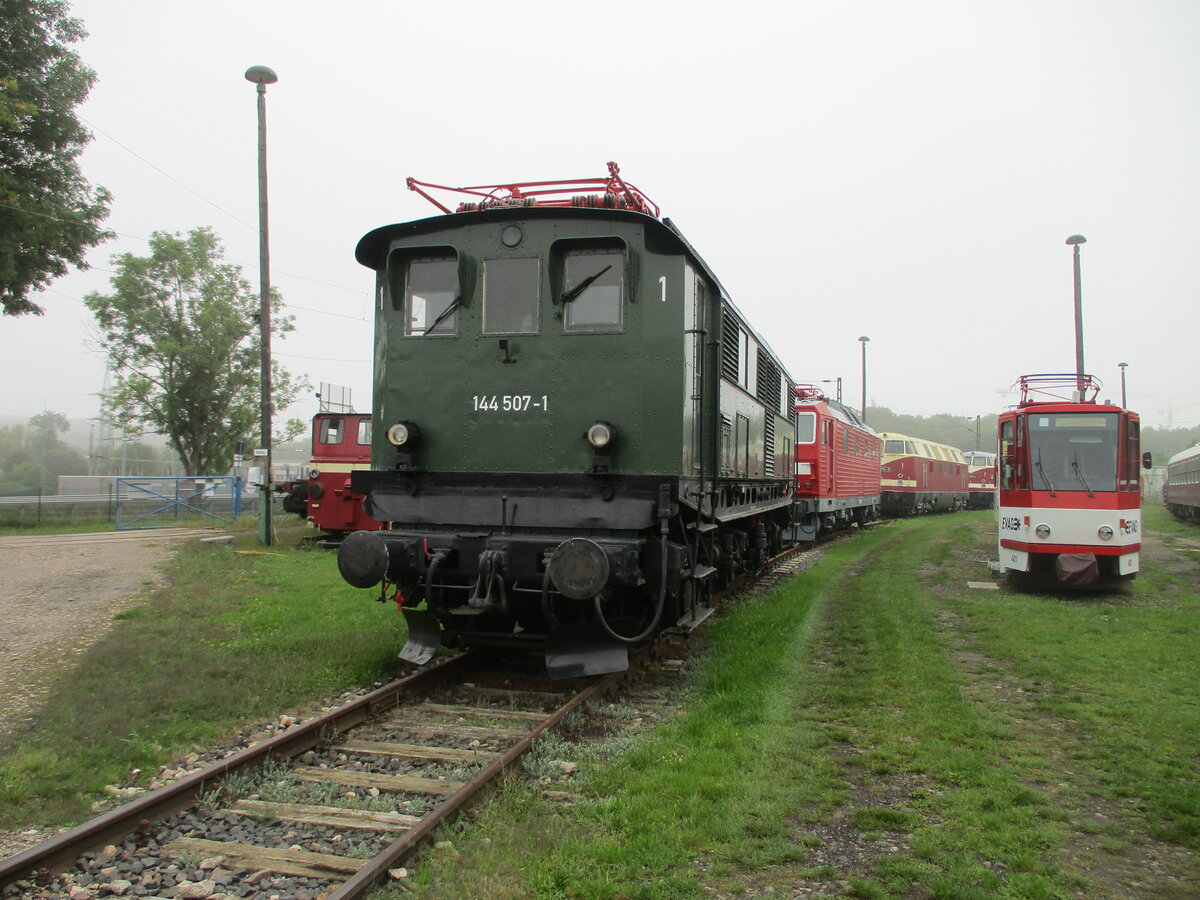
{"left": 1026, "top": 412, "right": 1119, "bottom": 493}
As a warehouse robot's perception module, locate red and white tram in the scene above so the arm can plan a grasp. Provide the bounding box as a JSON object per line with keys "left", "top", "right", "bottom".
{"left": 1164, "top": 443, "right": 1200, "bottom": 522}
{"left": 997, "top": 374, "right": 1148, "bottom": 585}
{"left": 790, "top": 385, "right": 881, "bottom": 540}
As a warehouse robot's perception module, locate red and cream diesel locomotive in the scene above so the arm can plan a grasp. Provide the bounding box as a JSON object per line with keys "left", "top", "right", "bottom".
{"left": 878, "top": 431, "right": 970, "bottom": 516}
{"left": 278, "top": 412, "right": 381, "bottom": 537}
{"left": 790, "top": 385, "right": 881, "bottom": 539}
{"left": 997, "top": 374, "right": 1149, "bottom": 585}
{"left": 964, "top": 450, "right": 997, "bottom": 509}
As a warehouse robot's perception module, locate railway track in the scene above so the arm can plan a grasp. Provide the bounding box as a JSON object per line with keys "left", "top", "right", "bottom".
{"left": 0, "top": 651, "right": 639, "bottom": 899}
{"left": 0, "top": 544, "right": 826, "bottom": 899}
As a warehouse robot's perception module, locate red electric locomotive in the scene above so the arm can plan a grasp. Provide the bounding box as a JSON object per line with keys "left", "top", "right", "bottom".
{"left": 1164, "top": 443, "right": 1200, "bottom": 522}
{"left": 964, "top": 450, "right": 997, "bottom": 509}
{"left": 279, "top": 412, "right": 381, "bottom": 537}
{"left": 997, "top": 374, "right": 1149, "bottom": 585}
{"left": 878, "top": 431, "right": 970, "bottom": 516}
{"left": 790, "top": 385, "right": 881, "bottom": 539}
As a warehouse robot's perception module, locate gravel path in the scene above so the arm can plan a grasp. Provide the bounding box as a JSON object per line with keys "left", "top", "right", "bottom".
{"left": 0, "top": 529, "right": 220, "bottom": 747}
{"left": 0, "top": 529, "right": 222, "bottom": 860}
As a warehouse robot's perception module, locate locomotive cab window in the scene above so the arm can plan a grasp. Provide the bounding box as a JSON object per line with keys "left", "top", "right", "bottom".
{"left": 563, "top": 249, "right": 624, "bottom": 331}
{"left": 484, "top": 257, "right": 540, "bottom": 334}
{"left": 356, "top": 419, "right": 372, "bottom": 445}
{"left": 401, "top": 257, "right": 460, "bottom": 336}
{"left": 796, "top": 412, "right": 816, "bottom": 444}
{"left": 319, "top": 418, "right": 343, "bottom": 444}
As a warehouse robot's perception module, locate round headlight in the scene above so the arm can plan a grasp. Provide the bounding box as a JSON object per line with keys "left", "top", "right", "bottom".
{"left": 1035, "top": 524, "right": 1052, "bottom": 539}
{"left": 1098, "top": 525, "right": 1114, "bottom": 541}
{"left": 309, "top": 467, "right": 321, "bottom": 480}
{"left": 387, "top": 421, "right": 420, "bottom": 447}
{"left": 586, "top": 421, "right": 616, "bottom": 450}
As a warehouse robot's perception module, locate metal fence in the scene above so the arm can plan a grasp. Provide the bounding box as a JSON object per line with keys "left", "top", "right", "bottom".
{"left": 0, "top": 478, "right": 251, "bottom": 529}
{"left": 114, "top": 477, "right": 243, "bottom": 530}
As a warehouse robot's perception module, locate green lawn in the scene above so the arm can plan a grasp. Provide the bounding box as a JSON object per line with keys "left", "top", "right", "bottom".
{"left": 384, "top": 509, "right": 1200, "bottom": 899}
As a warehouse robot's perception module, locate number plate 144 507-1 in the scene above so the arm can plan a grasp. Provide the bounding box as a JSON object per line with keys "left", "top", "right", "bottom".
{"left": 471, "top": 394, "right": 549, "bottom": 412}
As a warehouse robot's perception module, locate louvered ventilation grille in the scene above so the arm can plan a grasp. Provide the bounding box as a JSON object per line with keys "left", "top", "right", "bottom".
{"left": 756, "top": 349, "right": 780, "bottom": 412}
{"left": 721, "top": 310, "right": 740, "bottom": 382}
{"left": 764, "top": 415, "right": 775, "bottom": 475}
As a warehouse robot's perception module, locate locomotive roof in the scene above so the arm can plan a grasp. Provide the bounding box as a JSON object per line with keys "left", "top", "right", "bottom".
{"left": 359, "top": 205, "right": 674, "bottom": 268}
{"left": 877, "top": 431, "right": 967, "bottom": 461}
{"left": 355, "top": 205, "right": 792, "bottom": 382}
{"left": 795, "top": 394, "right": 876, "bottom": 436}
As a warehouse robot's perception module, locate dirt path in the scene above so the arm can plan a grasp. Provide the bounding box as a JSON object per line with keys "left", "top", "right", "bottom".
{"left": 0, "top": 529, "right": 220, "bottom": 746}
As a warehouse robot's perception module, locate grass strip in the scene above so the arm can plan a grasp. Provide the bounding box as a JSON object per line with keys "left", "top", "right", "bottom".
{"left": 0, "top": 529, "right": 405, "bottom": 828}
{"left": 390, "top": 511, "right": 1199, "bottom": 898}
{"left": 945, "top": 504, "right": 1200, "bottom": 848}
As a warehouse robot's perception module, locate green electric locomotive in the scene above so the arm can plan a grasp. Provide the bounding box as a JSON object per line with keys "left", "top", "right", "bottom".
{"left": 337, "top": 164, "right": 796, "bottom": 677}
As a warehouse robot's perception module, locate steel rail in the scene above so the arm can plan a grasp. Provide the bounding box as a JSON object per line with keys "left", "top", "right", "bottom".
{"left": 327, "top": 659, "right": 634, "bottom": 899}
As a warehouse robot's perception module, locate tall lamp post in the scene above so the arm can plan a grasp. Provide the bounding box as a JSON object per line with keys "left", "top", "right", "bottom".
{"left": 246, "top": 64, "right": 277, "bottom": 545}
{"left": 1118, "top": 361, "right": 1128, "bottom": 408}
{"left": 858, "top": 336, "right": 870, "bottom": 422}
{"left": 1066, "top": 234, "right": 1087, "bottom": 395}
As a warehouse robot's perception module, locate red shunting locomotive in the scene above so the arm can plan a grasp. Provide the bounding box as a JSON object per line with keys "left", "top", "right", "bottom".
{"left": 278, "top": 412, "right": 381, "bottom": 538}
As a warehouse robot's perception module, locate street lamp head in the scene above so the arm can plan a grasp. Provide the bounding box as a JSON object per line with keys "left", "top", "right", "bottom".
{"left": 244, "top": 65, "right": 278, "bottom": 85}
{"left": 1066, "top": 234, "right": 1087, "bottom": 245}
{"left": 859, "top": 335, "right": 870, "bottom": 343}
{"left": 1119, "top": 361, "right": 1128, "bottom": 368}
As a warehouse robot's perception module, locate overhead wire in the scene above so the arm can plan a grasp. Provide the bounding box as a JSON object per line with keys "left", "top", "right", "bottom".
{"left": 9, "top": 81, "right": 371, "bottom": 319}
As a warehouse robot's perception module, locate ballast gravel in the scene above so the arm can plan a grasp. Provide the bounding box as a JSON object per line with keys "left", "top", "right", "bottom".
{"left": 4, "top": 807, "right": 393, "bottom": 899}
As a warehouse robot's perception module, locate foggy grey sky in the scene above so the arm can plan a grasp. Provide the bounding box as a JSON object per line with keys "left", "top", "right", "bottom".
{"left": 5, "top": 0, "right": 1199, "bottom": 433}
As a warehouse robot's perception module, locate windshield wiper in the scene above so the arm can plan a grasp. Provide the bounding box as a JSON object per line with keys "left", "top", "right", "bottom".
{"left": 423, "top": 295, "right": 462, "bottom": 335}
{"left": 1035, "top": 449, "right": 1057, "bottom": 496}
{"left": 560, "top": 265, "right": 612, "bottom": 304}
{"left": 1071, "top": 450, "right": 1095, "bottom": 497}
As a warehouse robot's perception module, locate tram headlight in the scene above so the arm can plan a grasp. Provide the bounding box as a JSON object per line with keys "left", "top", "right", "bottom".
{"left": 1035, "top": 524, "right": 1052, "bottom": 539}
{"left": 387, "top": 421, "right": 420, "bottom": 447}
{"left": 1098, "top": 525, "right": 1114, "bottom": 541}
{"left": 586, "top": 420, "right": 617, "bottom": 450}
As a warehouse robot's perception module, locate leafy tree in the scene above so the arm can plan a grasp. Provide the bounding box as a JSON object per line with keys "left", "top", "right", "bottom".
{"left": 865, "top": 406, "right": 999, "bottom": 452}
{"left": 1143, "top": 425, "right": 1200, "bottom": 463}
{"left": 28, "top": 409, "right": 70, "bottom": 452}
{"left": 0, "top": 0, "right": 111, "bottom": 316}
{"left": 0, "top": 412, "right": 86, "bottom": 493}
{"left": 85, "top": 228, "right": 306, "bottom": 475}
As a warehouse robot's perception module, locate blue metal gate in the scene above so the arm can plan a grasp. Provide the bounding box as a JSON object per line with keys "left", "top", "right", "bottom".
{"left": 115, "top": 476, "right": 242, "bottom": 530}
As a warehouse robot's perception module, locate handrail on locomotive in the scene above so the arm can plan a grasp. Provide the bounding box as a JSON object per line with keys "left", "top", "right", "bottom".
{"left": 406, "top": 161, "right": 661, "bottom": 218}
